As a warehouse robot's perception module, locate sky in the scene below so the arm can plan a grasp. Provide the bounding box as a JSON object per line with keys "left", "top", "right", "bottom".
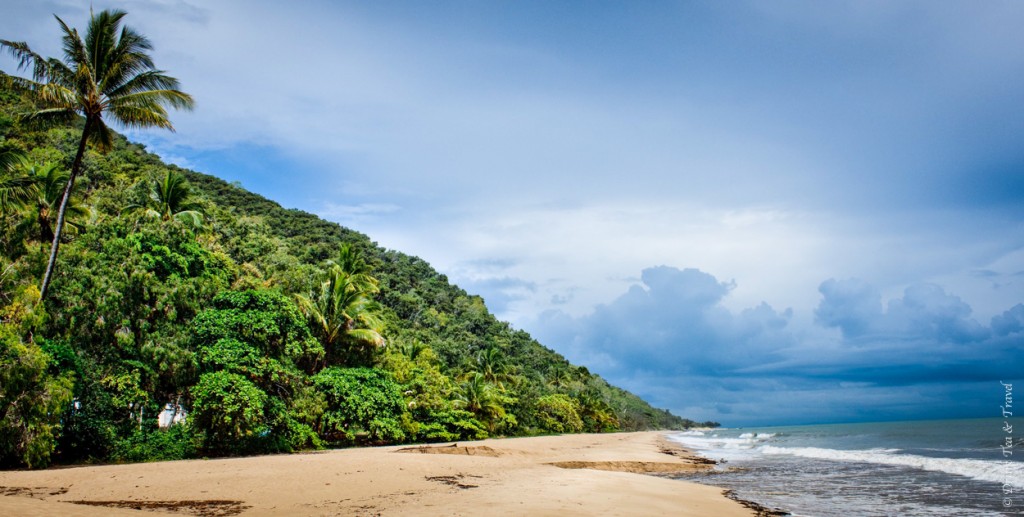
{"left": 2, "top": 0, "right": 1022, "bottom": 426}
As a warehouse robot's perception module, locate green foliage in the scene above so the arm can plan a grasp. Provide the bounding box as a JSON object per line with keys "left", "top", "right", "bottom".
{"left": 313, "top": 367, "right": 406, "bottom": 445}
{"left": 413, "top": 408, "right": 487, "bottom": 442}
{"left": 0, "top": 324, "right": 73, "bottom": 468}
{"left": 192, "top": 289, "right": 321, "bottom": 363}
{"left": 296, "top": 249, "right": 385, "bottom": 368}
{"left": 535, "top": 394, "right": 584, "bottom": 434}
{"left": 191, "top": 371, "right": 267, "bottom": 451}
{"left": 111, "top": 424, "right": 198, "bottom": 463}
{"left": 380, "top": 342, "right": 486, "bottom": 442}
{"left": 128, "top": 169, "right": 204, "bottom": 226}
{"left": 189, "top": 289, "right": 323, "bottom": 454}
{"left": 456, "top": 372, "right": 516, "bottom": 435}
{"left": 43, "top": 217, "right": 233, "bottom": 405}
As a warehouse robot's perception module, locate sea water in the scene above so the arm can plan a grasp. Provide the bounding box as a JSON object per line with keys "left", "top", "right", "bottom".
{"left": 668, "top": 418, "right": 1024, "bottom": 516}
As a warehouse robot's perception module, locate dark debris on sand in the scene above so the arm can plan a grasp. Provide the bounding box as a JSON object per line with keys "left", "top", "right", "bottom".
{"left": 68, "top": 499, "right": 251, "bottom": 517}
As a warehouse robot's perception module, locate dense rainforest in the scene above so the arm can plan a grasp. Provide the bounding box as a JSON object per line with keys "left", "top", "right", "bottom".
{"left": 0, "top": 78, "right": 714, "bottom": 469}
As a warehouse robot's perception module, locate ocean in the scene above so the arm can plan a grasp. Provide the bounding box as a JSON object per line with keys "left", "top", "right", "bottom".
{"left": 668, "top": 418, "right": 1024, "bottom": 516}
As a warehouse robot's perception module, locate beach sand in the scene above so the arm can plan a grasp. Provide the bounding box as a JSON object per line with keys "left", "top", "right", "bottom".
{"left": 0, "top": 431, "right": 754, "bottom": 516}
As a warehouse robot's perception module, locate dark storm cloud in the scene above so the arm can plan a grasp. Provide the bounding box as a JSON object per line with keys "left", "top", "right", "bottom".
{"left": 533, "top": 267, "right": 1024, "bottom": 425}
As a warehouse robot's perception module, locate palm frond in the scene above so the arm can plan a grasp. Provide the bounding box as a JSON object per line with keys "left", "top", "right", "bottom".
{"left": 0, "top": 149, "right": 26, "bottom": 172}
{"left": 114, "top": 87, "right": 194, "bottom": 111}
{"left": 106, "top": 103, "right": 172, "bottom": 130}
{"left": 37, "top": 82, "right": 77, "bottom": 109}
{"left": 101, "top": 25, "right": 154, "bottom": 93}
{"left": 22, "top": 107, "right": 78, "bottom": 128}
{"left": 107, "top": 71, "right": 183, "bottom": 99}
{"left": 82, "top": 10, "right": 128, "bottom": 83}
{"left": 44, "top": 57, "right": 75, "bottom": 86}
{"left": 0, "top": 40, "right": 50, "bottom": 82}
{"left": 346, "top": 328, "right": 384, "bottom": 347}
{"left": 172, "top": 210, "right": 203, "bottom": 227}
{"left": 55, "top": 15, "right": 89, "bottom": 76}
{"left": 0, "top": 175, "right": 37, "bottom": 213}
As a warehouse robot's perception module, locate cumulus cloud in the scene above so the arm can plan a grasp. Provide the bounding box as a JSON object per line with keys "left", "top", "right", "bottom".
{"left": 992, "top": 304, "right": 1024, "bottom": 337}
{"left": 531, "top": 267, "right": 1024, "bottom": 425}
{"left": 534, "top": 266, "right": 794, "bottom": 377}
{"left": 816, "top": 279, "right": 990, "bottom": 344}
{"left": 814, "top": 278, "right": 882, "bottom": 337}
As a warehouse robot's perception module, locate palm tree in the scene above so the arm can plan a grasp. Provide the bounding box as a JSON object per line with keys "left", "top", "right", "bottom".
{"left": 129, "top": 169, "right": 203, "bottom": 226}
{"left": 1, "top": 9, "right": 194, "bottom": 300}
{"left": 13, "top": 161, "right": 89, "bottom": 244}
{"left": 1, "top": 160, "right": 88, "bottom": 250}
{"left": 455, "top": 372, "right": 512, "bottom": 434}
{"left": 330, "top": 243, "right": 378, "bottom": 291}
{"left": 296, "top": 251, "right": 386, "bottom": 368}
{"left": 474, "top": 346, "right": 515, "bottom": 390}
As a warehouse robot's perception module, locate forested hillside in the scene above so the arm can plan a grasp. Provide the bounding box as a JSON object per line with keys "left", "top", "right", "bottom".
{"left": 0, "top": 79, "right": 710, "bottom": 469}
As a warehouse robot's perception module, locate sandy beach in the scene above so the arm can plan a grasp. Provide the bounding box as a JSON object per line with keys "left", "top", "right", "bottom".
{"left": 0, "top": 431, "right": 755, "bottom": 516}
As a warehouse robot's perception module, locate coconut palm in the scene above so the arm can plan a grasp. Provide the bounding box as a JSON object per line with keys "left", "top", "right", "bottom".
{"left": 330, "top": 243, "right": 378, "bottom": 291}
{"left": 13, "top": 161, "right": 89, "bottom": 244}
{"left": 296, "top": 258, "right": 385, "bottom": 368}
{"left": 129, "top": 169, "right": 203, "bottom": 226}
{"left": 455, "top": 372, "right": 513, "bottom": 434}
{"left": 1, "top": 9, "right": 194, "bottom": 300}
{"left": 474, "top": 346, "right": 515, "bottom": 390}
{"left": 1, "top": 160, "right": 88, "bottom": 252}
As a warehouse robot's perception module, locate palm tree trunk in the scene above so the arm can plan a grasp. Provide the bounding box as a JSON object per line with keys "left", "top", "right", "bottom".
{"left": 39, "top": 116, "right": 93, "bottom": 301}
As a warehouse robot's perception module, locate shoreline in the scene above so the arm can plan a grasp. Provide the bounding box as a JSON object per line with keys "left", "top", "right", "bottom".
{"left": 0, "top": 431, "right": 756, "bottom": 516}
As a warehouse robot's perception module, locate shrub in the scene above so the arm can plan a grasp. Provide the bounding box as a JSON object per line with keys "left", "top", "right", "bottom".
{"left": 535, "top": 394, "right": 584, "bottom": 434}
{"left": 313, "top": 367, "right": 406, "bottom": 445}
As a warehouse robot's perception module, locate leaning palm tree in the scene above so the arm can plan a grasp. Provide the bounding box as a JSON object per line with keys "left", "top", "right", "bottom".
{"left": 1, "top": 9, "right": 194, "bottom": 300}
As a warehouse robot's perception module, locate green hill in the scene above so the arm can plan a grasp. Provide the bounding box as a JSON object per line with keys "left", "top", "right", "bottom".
{"left": 0, "top": 80, "right": 710, "bottom": 469}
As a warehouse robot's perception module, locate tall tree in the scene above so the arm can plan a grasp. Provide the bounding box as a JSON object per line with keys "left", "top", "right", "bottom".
{"left": 1, "top": 9, "right": 193, "bottom": 300}
{"left": 296, "top": 246, "right": 385, "bottom": 368}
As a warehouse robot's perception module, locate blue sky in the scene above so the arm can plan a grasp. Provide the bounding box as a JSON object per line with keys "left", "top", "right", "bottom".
{"left": 3, "top": 0, "right": 1022, "bottom": 426}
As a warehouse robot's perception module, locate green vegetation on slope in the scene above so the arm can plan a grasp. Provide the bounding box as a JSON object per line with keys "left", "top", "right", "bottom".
{"left": 0, "top": 37, "right": 714, "bottom": 470}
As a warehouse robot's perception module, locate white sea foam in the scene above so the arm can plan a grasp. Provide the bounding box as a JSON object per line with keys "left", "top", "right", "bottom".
{"left": 760, "top": 445, "right": 1024, "bottom": 489}
{"left": 668, "top": 430, "right": 776, "bottom": 462}
{"left": 670, "top": 430, "right": 1024, "bottom": 490}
